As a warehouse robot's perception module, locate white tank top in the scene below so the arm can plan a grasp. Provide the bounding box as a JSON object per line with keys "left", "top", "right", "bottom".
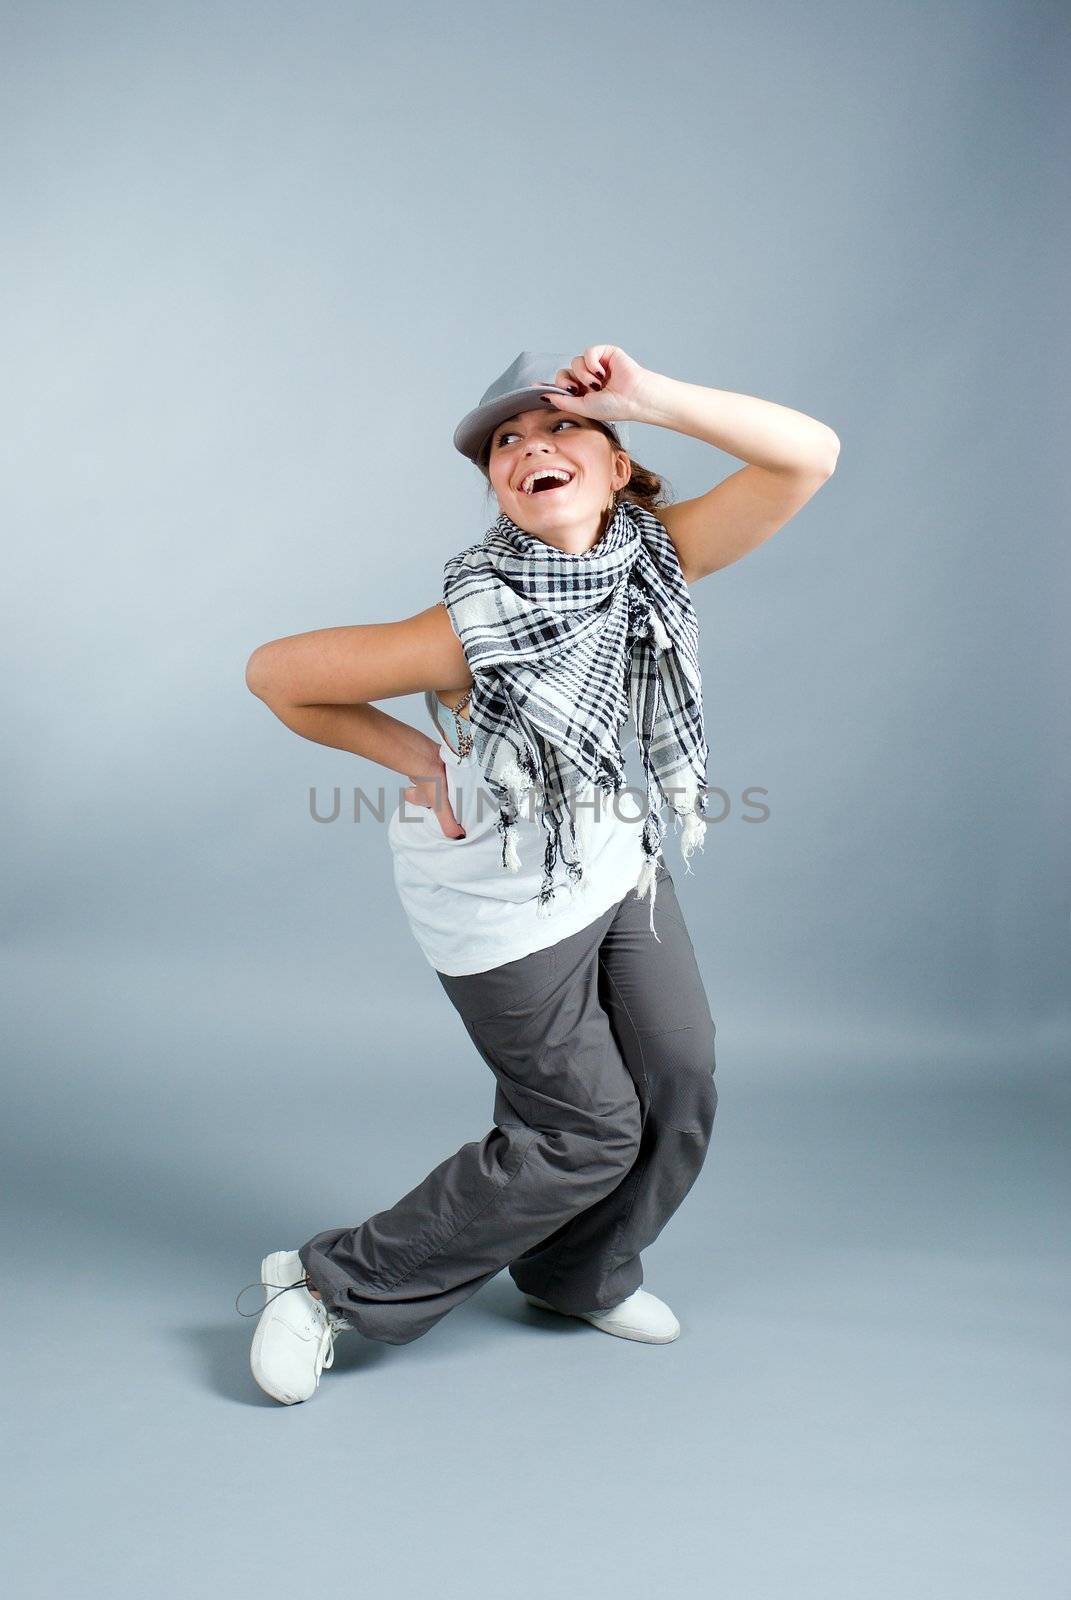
{"left": 386, "top": 690, "right": 649, "bottom": 976}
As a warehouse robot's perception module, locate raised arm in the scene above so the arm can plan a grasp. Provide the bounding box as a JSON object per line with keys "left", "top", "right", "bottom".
{"left": 535, "top": 347, "right": 841, "bottom": 584}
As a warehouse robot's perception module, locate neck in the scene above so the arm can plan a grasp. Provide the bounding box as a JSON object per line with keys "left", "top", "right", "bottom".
{"left": 502, "top": 498, "right": 622, "bottom": 555}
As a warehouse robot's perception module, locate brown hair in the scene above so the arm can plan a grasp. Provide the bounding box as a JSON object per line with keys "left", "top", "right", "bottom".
{"left": 475, "top": 420, "right": 674, "bottom": 517}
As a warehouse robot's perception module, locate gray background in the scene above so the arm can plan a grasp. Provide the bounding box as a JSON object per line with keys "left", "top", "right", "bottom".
{"left": 3, "top": 1, "right": 1067, "bottom": 1595}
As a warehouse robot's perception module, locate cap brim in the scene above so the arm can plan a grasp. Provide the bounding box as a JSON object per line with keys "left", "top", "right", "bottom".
{"left": 453, "top": 384, "right": 568, "bottom": 464}
{"left": 453, "top": 385, "right": 629, "bottom": 464}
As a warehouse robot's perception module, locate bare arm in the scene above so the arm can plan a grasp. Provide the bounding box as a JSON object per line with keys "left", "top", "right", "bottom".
{"left": 246, "top": 600, "right": 471, "bottom": 709}
{"left": 547, "top": 351, "right": 839, "bottom": 584}
{"left": 246, "top": 601, "right": 472, "bottom": 837}
{"left": 258, "top": 699, "right": 441, "bottom": 781}
{"left": 638, "top": 373, "right": 840, "bottom": 583}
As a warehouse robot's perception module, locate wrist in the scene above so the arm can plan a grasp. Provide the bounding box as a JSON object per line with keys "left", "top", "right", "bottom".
{"left": 409, "top": 744, "right": 445, "bottom": 781}
{"left": 629, "top": 370, "right": 694, "bottom": 429}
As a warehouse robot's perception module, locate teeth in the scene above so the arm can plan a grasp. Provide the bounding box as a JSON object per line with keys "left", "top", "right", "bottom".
{"left": 521, "top": 469, "right": 573, "bottom": 494}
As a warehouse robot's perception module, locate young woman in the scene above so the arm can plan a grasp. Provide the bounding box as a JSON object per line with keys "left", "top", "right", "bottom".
{"left": 237, "top": 345, "right": 839, "bottom": 1404}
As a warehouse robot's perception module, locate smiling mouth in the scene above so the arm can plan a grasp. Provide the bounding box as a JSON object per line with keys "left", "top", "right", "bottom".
{"left": 519, "top": 471, "right": 575, "bottom": 496}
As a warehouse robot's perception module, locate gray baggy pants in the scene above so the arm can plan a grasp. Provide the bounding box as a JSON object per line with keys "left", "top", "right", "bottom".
{"left": 299, "top": 862, "right": 718, "bottom": 1345}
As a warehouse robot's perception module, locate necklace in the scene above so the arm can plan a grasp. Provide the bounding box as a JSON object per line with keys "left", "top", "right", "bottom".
{"left": 448, "top": 690, "right": 474, "bottom": 757}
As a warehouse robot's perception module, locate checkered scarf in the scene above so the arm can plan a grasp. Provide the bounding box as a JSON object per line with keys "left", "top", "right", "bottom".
{"left": 441, "top": 499, "right": 710, "bottom": 938}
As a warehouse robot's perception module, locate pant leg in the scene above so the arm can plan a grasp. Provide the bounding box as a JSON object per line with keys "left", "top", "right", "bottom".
{"left": 298, "top": 909, "right": 642, "bottom": 1345}
{"left": 506, "top": 861, "right": 718, "bottom": 1312}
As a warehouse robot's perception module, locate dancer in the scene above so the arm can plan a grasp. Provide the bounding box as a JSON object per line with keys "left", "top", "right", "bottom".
{"left": 238, "top": 345, "right": 839, "bottom": 1403}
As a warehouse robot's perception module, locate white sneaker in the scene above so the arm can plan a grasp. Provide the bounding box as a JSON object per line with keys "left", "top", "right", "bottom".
{"left": 249, "top": 1249, "right": 351, "bottom": 1404}
{"left": 524, "top": 1286, "right": 681, "bottom": 1343}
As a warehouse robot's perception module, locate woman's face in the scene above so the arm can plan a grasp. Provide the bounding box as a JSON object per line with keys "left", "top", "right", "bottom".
{"left": 486, "top": 408, "right": 631, "bottom": 552}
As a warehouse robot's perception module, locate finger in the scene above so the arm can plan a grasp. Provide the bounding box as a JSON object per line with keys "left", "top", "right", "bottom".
{"left": 551, "top": 367, "right": 585, "bottom": 396}
{"left": 437, "top": 808, "right": 466, "bottom": 838}
{"left": 541, "top": 390, "right": 583, "bottom": 413}
{"left": 584, "top": 345, "right": 610, "bottom": 383}
{"left": 592, "top": 345, "right": 616, "bottom": 382}
{"left": 572, "top": 352, "right": 604, "bottom": 391}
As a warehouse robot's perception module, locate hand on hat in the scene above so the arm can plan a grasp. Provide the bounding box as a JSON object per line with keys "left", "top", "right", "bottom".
{"left": 538, "top": 345, "right": 651, "bottom": 426}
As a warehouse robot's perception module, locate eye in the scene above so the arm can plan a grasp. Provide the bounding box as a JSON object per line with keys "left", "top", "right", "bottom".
{"left": 495, "top": 419, "right": 577, "bottom": 448}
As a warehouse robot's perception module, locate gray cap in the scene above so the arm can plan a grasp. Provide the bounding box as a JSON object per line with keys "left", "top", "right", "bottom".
{"left": 453, "top": 350, "right": 631, "bottom": 465}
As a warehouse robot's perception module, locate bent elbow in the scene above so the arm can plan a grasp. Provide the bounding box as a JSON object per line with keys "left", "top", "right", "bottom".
{"left": 245, "top": 644, "right": 278, "bottom": 701}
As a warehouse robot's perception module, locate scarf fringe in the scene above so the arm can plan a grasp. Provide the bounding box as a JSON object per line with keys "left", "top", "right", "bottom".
{"left": 506, "top": 766, "right": 708, "bottom": 927}
{"left": 673, "top": 772, "right": 707, "bottom": 874}
{"left": 496, "top": 752, "right": 533, "bottom": 874}
{"left": 533, "top": 790, "right": 595, "bottom": 917}
{"left": 629, "top": 765, "right": 709, "bottom": 938}
{"left": 634, "top": 853, "right": 663, "bottom": 942}
{"left": 649, "top": 609, "right": 672, "bottom": 651}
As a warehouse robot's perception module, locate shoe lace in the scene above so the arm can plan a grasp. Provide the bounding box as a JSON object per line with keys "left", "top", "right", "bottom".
{"left": 234, "top": 1272, "right": 352, "bottom": 1373}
